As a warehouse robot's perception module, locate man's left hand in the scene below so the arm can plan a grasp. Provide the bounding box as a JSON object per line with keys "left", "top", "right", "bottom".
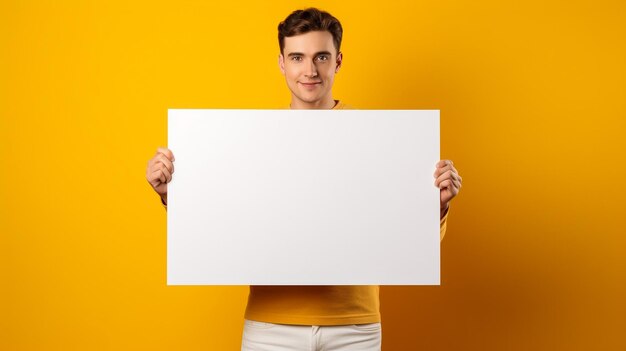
{"left": 434, "top": 159, "right": 462, "bottom": 217}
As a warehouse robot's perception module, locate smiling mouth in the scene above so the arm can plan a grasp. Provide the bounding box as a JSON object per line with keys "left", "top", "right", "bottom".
{"left": 299, "top": 82, "right": 322, "bottom": 89}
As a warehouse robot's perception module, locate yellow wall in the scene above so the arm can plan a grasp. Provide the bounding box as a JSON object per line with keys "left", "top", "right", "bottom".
{"left": 1, "top": 0, "right": 624, "bottom": 349}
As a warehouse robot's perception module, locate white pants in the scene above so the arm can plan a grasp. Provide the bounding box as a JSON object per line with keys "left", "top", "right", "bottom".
{"left": 241, "top": 319, "right": 382, "bottom": 351}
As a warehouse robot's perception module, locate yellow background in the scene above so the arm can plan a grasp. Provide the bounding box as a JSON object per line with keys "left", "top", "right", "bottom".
{"left": 1, "top": 0, "right": 625, "bottom": 350}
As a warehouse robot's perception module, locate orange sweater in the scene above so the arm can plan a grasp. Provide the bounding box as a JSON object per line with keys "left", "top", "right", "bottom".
{"left": 163, "top": 102, "right": 449, "bottom": 325}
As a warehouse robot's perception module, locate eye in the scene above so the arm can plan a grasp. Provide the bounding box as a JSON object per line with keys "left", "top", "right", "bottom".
{"left": 291, "top": 56, "right": 303, "bottom": 62}
{"left": 316, "top": 55, "right": 329, "bottom": 62}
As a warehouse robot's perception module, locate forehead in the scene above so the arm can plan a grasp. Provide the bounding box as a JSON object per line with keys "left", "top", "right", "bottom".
{"left": 283, "top": 30, "right": 335, "bottom": 55}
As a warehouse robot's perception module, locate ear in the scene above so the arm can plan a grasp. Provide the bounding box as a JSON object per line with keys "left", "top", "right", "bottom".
{"left": 335, "top": 52, "right": 343, "bottom": 73}
{"left": 278, "top": 53, "right": 286, "bottom": 75}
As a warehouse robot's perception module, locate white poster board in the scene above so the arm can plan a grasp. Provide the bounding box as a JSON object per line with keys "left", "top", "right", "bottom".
{"left": 167, "top": 109, "right": 440, "bottom": 285}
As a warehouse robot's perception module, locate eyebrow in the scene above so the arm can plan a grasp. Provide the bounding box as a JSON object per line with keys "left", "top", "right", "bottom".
{"left": 287, "top": 51, "right": 332, "bottom": 57}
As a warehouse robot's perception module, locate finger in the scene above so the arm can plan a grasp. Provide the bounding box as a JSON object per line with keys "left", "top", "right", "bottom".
{"left": 160, "top": 163, "right": 172, "bottom": 183}
{"left": 154, "top": 154, "right": 174, "bottom": 174}
{"left": 449, "top": 170, "right": 459, "bottom": 182}
{"left": 438, "top": 179, "right": 452, "bottom": 189}
{"left": 443, "top": 180, "right": 459, "bottom": 196}
{"left": 438, "top": 175, "right": 460, "bottom": 191}
{"left": 436, "top": 160, "right": 454, "bottom": 169}
{"left": 452, "top": 178, "right": 461, "bottom": 189}
{"left": 434, "top": 161, "right": 456, "bottom": 173}
{"left": 451, "top": 182, "right": 460, "bottom": 195}
{"left": 434, "top": 164, "right": 457, "bottom": 178}
{"left": 434, "top": 170, "right": 456, "bottom": 186}
{"left": 435, "top": 175, "right": 448, "bottom": 188}
{"left": 157, "top": 147, "right": 175, "bottom": 162}
{"left": 148, "top": 169, "right": 164, "bottom": 186}
{"left": 451, "top": 178, "right": 461, "bottom": 192}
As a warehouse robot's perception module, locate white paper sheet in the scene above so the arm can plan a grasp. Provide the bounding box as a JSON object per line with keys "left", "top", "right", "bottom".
{"left": 167, "top": 109, "right": 440, "bottom": 285}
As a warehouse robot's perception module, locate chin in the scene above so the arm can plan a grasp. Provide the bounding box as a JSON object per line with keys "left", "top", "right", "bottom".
{"left": 296, "top": 95, "right": 322, "bottom": 104}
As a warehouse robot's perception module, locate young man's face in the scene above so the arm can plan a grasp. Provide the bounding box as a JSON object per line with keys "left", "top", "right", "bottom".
{"left": 279, "top": 30, "right": 342, "bottom": 108}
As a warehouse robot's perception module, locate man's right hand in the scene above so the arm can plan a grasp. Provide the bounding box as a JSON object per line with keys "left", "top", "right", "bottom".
{"left": 146, "top": 147, "right": 175, "bottom": 205}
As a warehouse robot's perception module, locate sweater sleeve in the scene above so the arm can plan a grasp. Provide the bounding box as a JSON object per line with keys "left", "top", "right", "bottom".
{"left": 440, "top": 206, "right": 449, "bottom": 242}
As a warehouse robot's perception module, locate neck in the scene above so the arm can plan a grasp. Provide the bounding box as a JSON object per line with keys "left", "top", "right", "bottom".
{"left": 290, "top": 94, "right": 337, "bottom": 110}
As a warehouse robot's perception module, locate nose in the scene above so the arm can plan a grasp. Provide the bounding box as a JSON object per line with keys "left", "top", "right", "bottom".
{"left": 304, "top": 59, "right": 318, "bottom": 78}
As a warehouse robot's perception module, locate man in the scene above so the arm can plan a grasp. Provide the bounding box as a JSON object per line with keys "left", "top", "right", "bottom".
{"left": 145, "top": 8, "right": 462, "bottom": 351}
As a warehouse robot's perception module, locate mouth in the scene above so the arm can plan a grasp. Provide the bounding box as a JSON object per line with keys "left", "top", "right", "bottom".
{"left": 299, "top": 81, "right": 321, "bottom": 90}
{"left": 299, "top": 81, "right": 321, "bottom": 86}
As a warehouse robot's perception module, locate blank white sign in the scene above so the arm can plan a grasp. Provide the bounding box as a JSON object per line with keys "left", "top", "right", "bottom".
{"left": 167, "top": 109, "right": 440, "bottom": 285}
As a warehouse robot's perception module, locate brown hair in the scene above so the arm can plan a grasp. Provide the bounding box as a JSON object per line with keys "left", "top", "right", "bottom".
{"left": 278, "top": 8, "right": 343, "bottom": 55}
